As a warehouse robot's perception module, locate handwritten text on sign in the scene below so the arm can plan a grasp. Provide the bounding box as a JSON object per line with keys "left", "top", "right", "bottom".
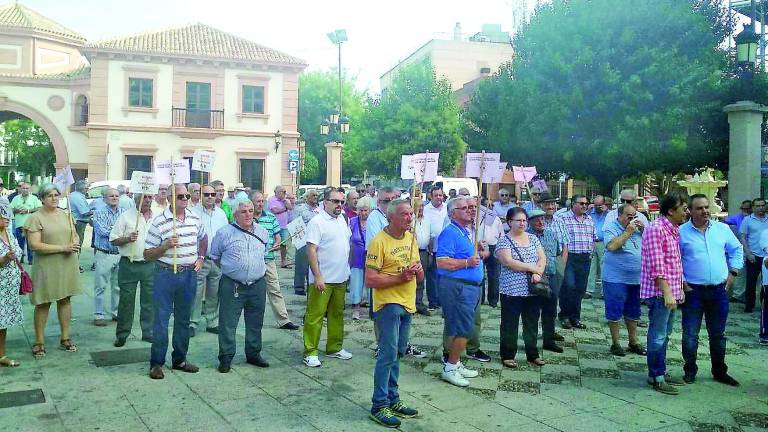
{"left": 154, "top": 159, "right": 190, "bottom": 185}
{"left": 512, "top": 166, "right": 537, "bottom": 183}
{"left": 130, "top": 171, "right": 159, "bottom": 194}
{"left": 465, "top": 153, "right": 501, "bottom": 177}
{"left": 482, "top": 162, "right": 507, "bottom": 184}
{"left": 191, "top": 150, "right": 216, "bottom": 172}
{"left": 400, "top": 153, "right": 439, "bottom": 183}
{"left": 286, "top": 217, "right": 307, "bottom": 249}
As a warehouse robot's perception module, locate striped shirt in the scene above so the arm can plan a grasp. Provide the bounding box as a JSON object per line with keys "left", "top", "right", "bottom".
{"left": 640, "top": 216, "right": 684, "bottom": 301}
{"left": 92, "top": 206, "right": 124, "bottom": 253}
{"left": 256, "top": 211, "right": 281, "bottom": 261}
{"left": 145, "top": 208, "right": 206, "bottom": 266}
{"left": 553, "top": 210, "right": 596, "bottom": 254}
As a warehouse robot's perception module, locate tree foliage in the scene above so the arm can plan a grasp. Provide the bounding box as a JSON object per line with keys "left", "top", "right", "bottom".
{"left": 357, "top": 59, "right": 465, "bottom": 177}
{"left": 0, "top": 119, "right": 55, "bottom": 180}
{"left": 463, "top": 0, "right": 735, "bottom": 189}
{"left": 297, "top": 69, "right": 366, "bottom": 183}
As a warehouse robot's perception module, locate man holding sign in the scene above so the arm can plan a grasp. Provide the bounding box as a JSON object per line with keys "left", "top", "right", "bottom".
{"left": 144, "top": 184, "right": 208, "bottom": 380}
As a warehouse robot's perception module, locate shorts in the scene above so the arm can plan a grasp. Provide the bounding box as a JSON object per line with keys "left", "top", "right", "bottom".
{"left": 440, "top": 276, "right": 481, "bottom": 338}
{"left": 603, "top": 281, "right": 641, "bottom": 322}
{"left": 280, "top": 228, "right": 289, "bottom": 244}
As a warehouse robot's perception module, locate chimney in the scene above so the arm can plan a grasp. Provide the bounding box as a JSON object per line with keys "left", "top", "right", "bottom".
{"left": 454, "top": 22, "right": 462, "bottom": 41}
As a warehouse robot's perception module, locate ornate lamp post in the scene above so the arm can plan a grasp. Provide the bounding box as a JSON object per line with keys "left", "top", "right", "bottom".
{"left": 322, "top": 29, "right": 349, "bottom": 187}
{"left": 735, "top": 20, "right": 759, "bottom": 79}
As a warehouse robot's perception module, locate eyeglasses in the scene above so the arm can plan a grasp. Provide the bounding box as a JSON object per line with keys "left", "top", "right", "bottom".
{"left": 45, "top": 194, "right": 60, "bottom": 199}
{"left": 627, "top": 214, "right": 637, "bottom": 219}
{"left": 467, "top": 205, "right": 477, "bottom": 210}
{"left": 532, "top": 193, "right": 541, "bottom": 196}
{"left": 575, "top": 201, "right": 588, "bottom": 205}
{"left": 176, "top": 194, "right": 191, "bottom": 200}
{"left": 453, "top": 206, "right": 468, "bottom": 212}
{"left": 203, "top": 193, "right": 216, "bottom": 197}
{"left": 511, "top": 219, "right": 527, "bottom": 223}
{"left": 328, "top": 199, "right": 345, "bottom": 205}
{"left": 741, "top": 207, "right": 752, "bottom": 211}
{"left": 620, "top": 199, "right": 634, "bottom": 204}
{"left": 499, "top": 194, "right": 508, "bottom": 197}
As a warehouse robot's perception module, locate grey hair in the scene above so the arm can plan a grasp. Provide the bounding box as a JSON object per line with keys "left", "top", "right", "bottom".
{"left": 346, "top": 189, "right": 359, "bottom": 200}
{"left": 74, "top": 180, "right": 88, "bottom": 192}
{"left": 378, "top": 186, "right": 396, "bottom": 195}
{"left": 234, "top": 197, "right": 254, "bottom": 210}
{"left": 274, "top": 185, "right": 285, "bottom": 193}
{"left": 617, "top": 203, "right": 635, "bottom": 216}
{"left": 117, "top": 184, "right": 128, "bottom": 194}
{"left": 386, "top": 199, "right": 411, "bottom": 218}
{"left": 620, "top": 189, "right": 637, "bottom": 200}
{"left": 447, "top": 197, "right": 467, "bottom": 213}
{"left": 37, "top": 183, "right": 61, "bottom": 199}
{"left": 249, "top": 190, "right": 264, "bottom": 200}
{"left": 104, "top": 187, "right": 119, "bottom": 197}
{"left": 356, "top": 196, "right": 375, "bottom": 210}
{"left": 498, "top": 188, "right": 509, "bottom": 196}
{"left": 209, "top": 180, "right": 224, "bottom": 188}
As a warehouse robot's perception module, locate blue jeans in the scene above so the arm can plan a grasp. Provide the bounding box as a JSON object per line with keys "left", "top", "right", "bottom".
{"left": 150, "top": 266, "right": 197, "bottom": 367}
{"left": 14, "top": 227, "right": 33, "bottom": 263}
{"left": 371, "top": 303, "right": 412, "bottom": 412}
{"left": 558, "top": 253, "right": 591, "bottom": 323}
{"left": 218, "top": 276, "right": 266, "bottom": 367}
{"left": 426, "top": 257, "right": 440, "bottom": 308}
{"left": 681, "top": 284, "right": 729, "bottom": 377}
{"left": 646, "top": 297, "right": 676, "bottom": 381}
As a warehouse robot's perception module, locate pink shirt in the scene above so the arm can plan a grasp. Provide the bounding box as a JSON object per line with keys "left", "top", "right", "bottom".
{"left": 640, "top": 216, "right": 684, "bottom": 301}
{"left": 267, "top": 196, "right": 290, "bottom": 229}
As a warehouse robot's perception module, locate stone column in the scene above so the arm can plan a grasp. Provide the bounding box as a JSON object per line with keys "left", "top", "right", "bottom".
{"left": 325, "top": 142, "right": 344, "bottom": 187}
{"left": 724, "top": 101, "right": 768, "bottom": 210}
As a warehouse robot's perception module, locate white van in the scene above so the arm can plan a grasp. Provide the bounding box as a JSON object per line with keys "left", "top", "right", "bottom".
{"left": 431, "top": 176, "right": 478, "bottom": 197}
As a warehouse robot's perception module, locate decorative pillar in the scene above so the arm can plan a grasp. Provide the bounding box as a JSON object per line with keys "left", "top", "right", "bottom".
{"left": 325, "top": 142, "right": 344, "bottom": 187}
{"left": 724, "top": 101, "right": 768, "bottom": 211}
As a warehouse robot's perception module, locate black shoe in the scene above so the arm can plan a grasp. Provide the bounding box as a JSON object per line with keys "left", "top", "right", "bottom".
{"left": 584, "top": 292, "right": 593, "bottom": 299}
{"left": 745, "top": 308, "right": 755, "bottom": 314}
{"left": 246, "top": 356, "right": 270, "bottom": 368}
{"left": 627, "top": 343, "right": 647, "bottom": 355}
{"left": 218, "top": 364, "right": 231, "bottom": 373}
{"left": 467, "top": 349, "right": 491, "bottom": 362}
{"left": 488, "top": 303, "right": 498, "bottom": 308}
{"left": 111, "top": 316, "right": 118, "bottom": 322}
{"left": 171, "top": 362, "right": 199, "bottom": 373}
{"left": 113, "top": 338, "right": 126, "bottom": 348}
{"left": 637, "top": 320, "right": 648, "bottom": 328}
{"left": 417, "top": 309, "right": 431, "bottom": 316}
{"left": 206, "top": 327, "right": 219, "bottom": 335}
{"left": 553, "top": 333, "right": 565, "bottom": 342}
{"left": 189, "top": 327, "right": 196, "bottom": 338}
{"left": 683, "top": 373, "right": 696, "bottom": 384}
{"left": 560, "top": 320, "right": 572, "bottom": 329}
{"left": 610, "top": 344, "right": 626, "bottom": 357}
{"left": 279, "top": 322, "right": 300, "bottom": 330}
{"left": 141, "top": 335, "right": 153, "bottom": 343}
{"left": 571, "top": 321, "right": 587, "bottom": 329}
{"left": 713, "top": 373, "right": 740, "bottom": 387}
{"left": 79, "top": 266, "right": 84, "bottom": 274}
{"left": 543, "top": 344, "right": 563, "bottom": 353}
{"left": 295, "top": 289, "right": 306, "bottom": 296}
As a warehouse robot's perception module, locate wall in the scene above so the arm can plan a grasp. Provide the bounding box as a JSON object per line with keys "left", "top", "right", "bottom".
{"left": 223, "top": 68, "right": 283, "bottom": 132}
{"left": 33, "top": 39, "right": 84, "bottom": 75}
{"left": 0, "top": 34, "right": 32, "bottom": 75}
{"left": 106, "top": 60, "right": 174, "bottom": 127}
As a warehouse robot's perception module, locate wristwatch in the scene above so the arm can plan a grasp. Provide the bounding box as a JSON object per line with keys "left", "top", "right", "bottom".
{"left": 729, "top": 269, "right": 738, "bottom": 277}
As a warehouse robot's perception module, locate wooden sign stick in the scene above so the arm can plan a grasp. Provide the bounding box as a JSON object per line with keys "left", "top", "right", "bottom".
{"left": 170, "top": 159, "right": 177, "bottom": 274}
{"left": 473, "top": 151, "right": 486, "bottom": 254}
{"left": 66, "top": 188, "right": 76, "bottom": 244}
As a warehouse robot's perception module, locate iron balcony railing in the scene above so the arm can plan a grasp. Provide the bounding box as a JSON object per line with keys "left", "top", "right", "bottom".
{"left": 172, "top": 108, "right": 224, "bottom": 129}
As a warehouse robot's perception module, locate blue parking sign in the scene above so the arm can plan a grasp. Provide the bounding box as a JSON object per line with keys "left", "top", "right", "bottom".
{"left": 288, "top": 160, "right": 299, "bottom": 172}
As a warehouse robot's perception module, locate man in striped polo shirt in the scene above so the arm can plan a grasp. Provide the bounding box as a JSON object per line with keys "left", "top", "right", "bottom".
{"left": 144, "top": 184, "right": 208, "bottom": 380}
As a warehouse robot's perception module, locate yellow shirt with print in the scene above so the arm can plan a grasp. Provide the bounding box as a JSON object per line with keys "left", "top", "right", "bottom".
{"left": 366, "top": 229, "right": 418, "bottom": 313}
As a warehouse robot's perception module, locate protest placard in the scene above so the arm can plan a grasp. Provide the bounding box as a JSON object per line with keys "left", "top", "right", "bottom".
{"left": 512, "top": 166, "right": 538, "bottom": 183}
{"left": 286, "top": 217, "right": 307, "bottom": 249}
{"left": 465, "top": 152, "right": 501, "bottom": 177}
{"left": 154, "top": 159, "right": 190, "bottom": 185}
{"left": 130, "top": 171, "right": 159, "bottom": 195}
{"left": 482, "top": 162, "right": 507, "bottom": 183}
{"left": 53, "top": 165, "right": 75, "bottom": 192}
{"left": 532, "top": 179, "right": 549, "bottom": 191}
{"left": 400, "top": 152, "right": 439, "bottom": 183}
{"left": 191, "top": 150, "right": 216, "bottom": 172}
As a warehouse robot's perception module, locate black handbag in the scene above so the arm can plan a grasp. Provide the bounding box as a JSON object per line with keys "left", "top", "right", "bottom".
{"left": 509, "top": 237, "right": 551, "bottom": 298}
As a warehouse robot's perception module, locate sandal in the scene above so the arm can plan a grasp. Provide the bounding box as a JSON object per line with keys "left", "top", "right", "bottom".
{"left": 0, "top": 356, "right": 20, "bottom": 367}
{"left": 502, "top": 359, "right": 518, "bottom": 369}
{"left": 32, "top": 343, "right": 46, "bottom": 358}
{"left": 528, "top": 358, "right": 546, "bottom": 367}
{"left": 59, "top": 339, "right": 77, "bottom": 353}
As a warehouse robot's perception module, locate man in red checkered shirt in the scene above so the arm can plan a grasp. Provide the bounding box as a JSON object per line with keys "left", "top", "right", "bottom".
{"left": 640, "top": 191, "right": 688, "bottom": 395}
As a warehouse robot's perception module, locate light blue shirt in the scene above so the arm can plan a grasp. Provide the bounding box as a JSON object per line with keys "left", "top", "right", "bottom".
{"left": 69, "top": 191, "right": 91, "bottom": 222}
{"left": 209, "top": 222, "right": 268, "bottom": 285}
{"left": 365, "top": 208, "right": 388, "bottom": 249}
{"left": 118, "top": 194, "right": 134, "bottom": 211}
{"left": 680, "top": 220, "right": 744, "bottom": 285}
{"left": 92, "top": 206, "right": 124, "bottom": 253}
{"left": 602, "top": 220, "right": 642, "bottom": 285}
{"left": 191, "top": 204, "right": 229, "bottom": 251}
{"left": 739, "top": 214, "right": 768, "bottom": 256}
{"left": 493, "top": 201, "right": 516, "bottom": 219}
{"left": 436, "top": 220, "right": 484, "bottom": 283}
{"left": 588, "top": 208, "right": 608, "bottom": 242}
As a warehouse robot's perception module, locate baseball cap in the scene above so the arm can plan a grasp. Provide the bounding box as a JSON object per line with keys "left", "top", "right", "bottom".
{"left": 528, "top": 208, "right": 546, "bottom": 220}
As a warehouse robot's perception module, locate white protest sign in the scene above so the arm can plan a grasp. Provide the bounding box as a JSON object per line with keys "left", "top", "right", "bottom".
{"left": 465, "top": 152, "right": 501, "bottom": 177}
{"left": 401, "top": 153, "right": 439, "bottom": 182}
{"left": 512, "top": 166, "right": 538, "bottom": 183}
{"left": 154, "top": 159, "right": 190, "bottom": 185}
{"left": 286, "top": 217, "right": 307, "bottom": 249}
{"left": 400, "top": 155, "right": 414, "bottom": 179}
{"left": 191, "top": 150, "right": 216, "bottom": 172}
{"left": 130, "top": 171, "right": 159, "bottom": 195}
{"left": 53, "top": 165, "right": 75, "bottom": 192}
{"left": 482, "top": 162, "right": 507, "bottom": 184}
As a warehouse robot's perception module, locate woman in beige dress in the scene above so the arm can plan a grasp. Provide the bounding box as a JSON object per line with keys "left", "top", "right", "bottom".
{"left": 25, "top": 183, "right": 81, "bottom": 357}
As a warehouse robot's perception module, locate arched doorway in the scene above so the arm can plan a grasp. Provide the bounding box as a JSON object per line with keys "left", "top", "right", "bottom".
{"left": 0, "top": 98, "right": 69, "bottom": 169}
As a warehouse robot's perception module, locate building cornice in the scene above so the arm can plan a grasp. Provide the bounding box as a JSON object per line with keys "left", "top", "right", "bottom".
{"left": 83, "top": 50, "right": 306, "bottom": 74}
{"left": 86, "top": 122, "right": 300, "bottom": 139}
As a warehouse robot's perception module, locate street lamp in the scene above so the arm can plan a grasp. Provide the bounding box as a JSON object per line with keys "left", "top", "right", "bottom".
{"left": 274, "top": 130, "right": 282, "bottom": 152}
{"left": 320, "top": 29, "right": 350, "bottom": 187}
{"left": 736, "top": 22, "right": 759, "bottom": 73}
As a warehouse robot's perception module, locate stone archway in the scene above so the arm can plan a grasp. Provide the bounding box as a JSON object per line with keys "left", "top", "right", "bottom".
{"left": 0, "top": 97, "right": 69, "bottom": 168}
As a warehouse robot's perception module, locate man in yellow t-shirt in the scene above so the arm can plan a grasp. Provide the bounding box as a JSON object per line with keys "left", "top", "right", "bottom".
{"left": 365, "top": 199, "right": 424, "bottom": 427}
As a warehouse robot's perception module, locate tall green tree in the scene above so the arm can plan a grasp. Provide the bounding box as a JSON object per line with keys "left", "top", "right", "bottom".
{"left": 464, "top": 0, "right": 733, "bottom": 189}
{"left": 297, "top": 69, "right": 366, "bottom": 183}
{"left": 0, "top": 119, "right": 55, "bottom": 180}
{"left": 358, "top": 59, "right": 465, "bottom": 177}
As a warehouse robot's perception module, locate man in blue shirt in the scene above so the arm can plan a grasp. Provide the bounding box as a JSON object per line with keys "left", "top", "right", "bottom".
{"left": 69, "top": 180, "right": 92, "bottom": 272}
{"left": 92, "top": 188, "right": 124, "bottom": 325}
{"left": 739, "top": 198, "right": 768, "bottom": 312}
{"left": 724, "top": 200, "right": 752, "bottom": 302}
{"left": 602, "top": 204, "right": 646, "bottom": 357}
{"left": 680, "top": 194, "right": 744, "bottom": 387}
{"left": 587, "top": 195, "right": 608, "bottom": 299}
{"left": 436, "top": 197, "right": 487, "bottom": 387}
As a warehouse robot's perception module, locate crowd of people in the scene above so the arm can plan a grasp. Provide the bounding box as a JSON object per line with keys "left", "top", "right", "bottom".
{"left": 0, "top": 178, "right": 764, "bottom": 427}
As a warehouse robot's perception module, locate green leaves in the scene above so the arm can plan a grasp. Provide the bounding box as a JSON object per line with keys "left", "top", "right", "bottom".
{"left": 0, "top": 119, "right": 55, "bottom": 180}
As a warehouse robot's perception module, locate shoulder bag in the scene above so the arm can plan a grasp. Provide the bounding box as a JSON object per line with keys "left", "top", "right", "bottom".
{"left": 509, "top": 235, "right": 550, "bottom": 297}
{"left": 0, "top": 235, "right": 32, "bottom": 295}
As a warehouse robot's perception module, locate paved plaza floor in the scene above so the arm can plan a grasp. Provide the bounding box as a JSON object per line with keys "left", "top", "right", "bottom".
{"left": 2, "top": 254, "right": 768, "bottom": 431}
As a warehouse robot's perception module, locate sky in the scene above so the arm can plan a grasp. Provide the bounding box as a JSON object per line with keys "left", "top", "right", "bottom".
{"left": 17, "top": 0, "right": 539, "bottom": 93}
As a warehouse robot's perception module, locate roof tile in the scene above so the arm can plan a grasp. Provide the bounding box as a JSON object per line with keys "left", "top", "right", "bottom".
{"left": 0, "top": 3, "right": 85, "bottom": 43}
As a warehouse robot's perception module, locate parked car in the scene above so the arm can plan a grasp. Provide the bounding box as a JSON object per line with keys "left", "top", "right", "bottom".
{"left": 643, "top": 195, "right": 659, "bottom": 212}
{"left": 88, "top": 180, "right": 131, "bottom": 200}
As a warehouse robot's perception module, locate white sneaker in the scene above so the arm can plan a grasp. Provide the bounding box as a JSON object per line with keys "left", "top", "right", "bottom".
{"left": 457, "top": 362, "right": 479, "bottom": 378}
{"left": 303, "top": 355, "right": 321, "bottom": 367}
{"left": 441, "top": 368, "right": 470, "bottom": 387}
{"left": 326, "top": 349, "right": 353, "bottom": 360}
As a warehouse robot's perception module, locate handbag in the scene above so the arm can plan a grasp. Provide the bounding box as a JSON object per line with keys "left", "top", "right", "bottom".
{"left": 0, "top": 235, "right": 32, "bottom": 295}
{"left": 509, "top": 236, "right": 550, "bottom": 298}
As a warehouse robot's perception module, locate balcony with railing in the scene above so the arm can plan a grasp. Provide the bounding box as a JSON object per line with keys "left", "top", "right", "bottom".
{"left": 172, "top": 108, "right": 224, "bottom": 129}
